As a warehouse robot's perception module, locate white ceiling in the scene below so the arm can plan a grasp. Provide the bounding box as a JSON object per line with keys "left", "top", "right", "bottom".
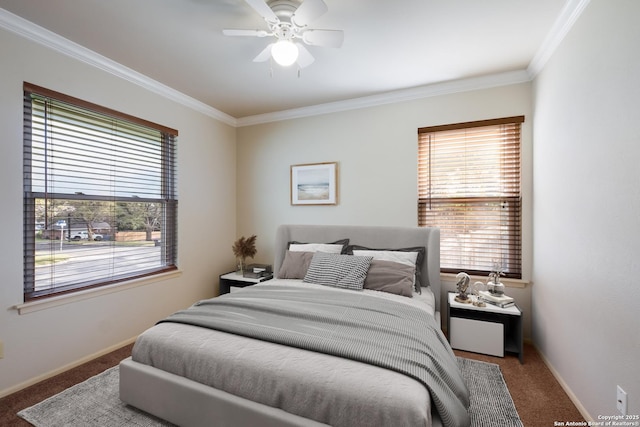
{"left": 0, "top": 0, "right": 580, "bottom": 123}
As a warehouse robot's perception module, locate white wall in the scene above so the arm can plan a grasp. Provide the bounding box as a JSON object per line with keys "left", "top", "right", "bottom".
{"left": 237, "top": 83, "right": 534, "bottom": 335}
{"left": 532, "top": 0, "right": 640, "bottom": 419}
{"left": 0, "top": 28, "right": 236, "bottom": 395}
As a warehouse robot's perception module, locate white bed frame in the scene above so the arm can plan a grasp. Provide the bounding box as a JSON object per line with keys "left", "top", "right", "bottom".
{"left": 120, "top": 224, "right": 442, "bottom": 427}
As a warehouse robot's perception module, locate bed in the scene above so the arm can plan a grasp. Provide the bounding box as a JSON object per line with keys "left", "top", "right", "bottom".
{"left": 119, "top": 224, "right": 470, "bottom": 427}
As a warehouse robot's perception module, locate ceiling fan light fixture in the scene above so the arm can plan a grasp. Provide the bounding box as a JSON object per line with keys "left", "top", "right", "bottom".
{"left": 224, "top": 0, "right": 342, "bottom": 69}
{"left": 271, "top": 39, "right": 299, "bottom": 66}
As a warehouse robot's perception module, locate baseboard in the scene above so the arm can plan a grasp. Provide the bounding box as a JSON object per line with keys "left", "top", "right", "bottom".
{"left": 534, "top": 344, "right": 593, "bottom": 421}
{"left": 0, "top": 335, "right": 137, "bottom": 398}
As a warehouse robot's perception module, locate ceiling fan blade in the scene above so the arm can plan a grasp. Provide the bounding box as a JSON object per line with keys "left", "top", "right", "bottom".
{"left": 223, "top": 29, "right": 269, "bottom": 37}
{"left": 302, "top": 29, "right": 344, "bottom": 48}
{"left": 295, "top": 43, "right": 315, "bottom": 68}
{"left": 253, "top": 44, "right": 274, "bottom": 62}
{"left": 292, "top": 0, "right": 328, "bottom": 27}
{"left": 244, "top": 0, "right": 278, "bottom": 23}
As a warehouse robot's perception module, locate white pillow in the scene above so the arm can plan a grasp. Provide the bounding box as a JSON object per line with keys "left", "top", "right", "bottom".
{"left": 289, "top": 243, "right": 344, "bottom": 253}
{"left": 352, "top": 250, "right": 418, "bottom": 267}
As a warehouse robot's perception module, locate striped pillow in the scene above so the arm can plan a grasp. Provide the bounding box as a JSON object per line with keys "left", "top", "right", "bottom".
{"left": 303, "top": 253, "right": 373, "bottom": 290}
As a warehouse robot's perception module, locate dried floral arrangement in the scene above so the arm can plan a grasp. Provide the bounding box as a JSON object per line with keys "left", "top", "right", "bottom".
{"left": 232, "top": 235, "right": 257, "bottom": 261}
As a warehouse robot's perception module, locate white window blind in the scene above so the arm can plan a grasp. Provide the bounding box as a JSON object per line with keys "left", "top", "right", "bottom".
{"left": 418, "top": 116, "right": 523, "bottom": 278}
{"left": 23, "top": 83, "right": 178, "bottom": 301}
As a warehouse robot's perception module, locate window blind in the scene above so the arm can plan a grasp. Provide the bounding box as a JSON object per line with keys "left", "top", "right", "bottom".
{"left": 418, "top": 116, "right": 523, "bottom": 278}
{"left": 23, "top": 83, "right": 178, "bottom": 301}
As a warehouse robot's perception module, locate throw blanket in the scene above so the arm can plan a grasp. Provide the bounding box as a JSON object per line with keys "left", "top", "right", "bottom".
{"left": 160, "top": 285, "right": 470, "bottom": 427}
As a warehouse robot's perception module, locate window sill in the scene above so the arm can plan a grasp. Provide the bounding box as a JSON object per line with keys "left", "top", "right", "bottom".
{"left": 14, "top": 270, "right": 182, "bottom": 315}
{"left": 440, "top": 272, "right": 529, "bottom": 289}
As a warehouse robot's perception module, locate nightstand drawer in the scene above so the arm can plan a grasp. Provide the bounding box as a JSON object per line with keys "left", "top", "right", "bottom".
{"left": 228, "top": 282, "right": 252, "bottom": 293}
{"left": 450, "top": 317, "right": 504, "bottom": 357}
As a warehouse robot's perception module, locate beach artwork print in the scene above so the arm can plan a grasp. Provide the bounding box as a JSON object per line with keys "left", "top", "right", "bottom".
{"left": 291, "top": 162, "right": 337, "bottom": 205}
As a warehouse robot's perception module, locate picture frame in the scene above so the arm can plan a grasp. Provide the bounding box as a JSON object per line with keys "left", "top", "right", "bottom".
{"left": 290, "top": 162, "right": 338, "bottom": 205}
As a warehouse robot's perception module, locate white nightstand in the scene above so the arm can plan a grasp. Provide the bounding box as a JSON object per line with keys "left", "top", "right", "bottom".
{"left": 219, "top": 271, "right": 273, "bottom": 295}
{"left": 447, "top": 292, "right": 523, "bottom": 363}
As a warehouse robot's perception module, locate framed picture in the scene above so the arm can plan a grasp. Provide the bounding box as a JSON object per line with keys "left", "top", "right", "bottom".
{"left": 290, "top": 162, "right": 338, "bottom": 205}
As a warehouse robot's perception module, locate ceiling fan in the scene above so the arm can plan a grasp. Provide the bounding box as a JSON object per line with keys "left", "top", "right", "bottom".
{"left": 223, "top": 0, "right": 344, "bottom": 68}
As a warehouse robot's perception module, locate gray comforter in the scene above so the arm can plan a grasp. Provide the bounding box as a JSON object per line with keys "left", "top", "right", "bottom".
{"left": 160, "top": 285, "right": 470, "bottom": 427}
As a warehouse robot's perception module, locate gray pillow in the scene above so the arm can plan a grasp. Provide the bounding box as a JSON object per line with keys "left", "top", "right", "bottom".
{"left": 277, "top": 251, "right": 314, "bottom": 279}
{"left": 364, "top": 260, "right": 414, "bottom": 297}
{"left": 303, "top": 253, "right": 373, "bottom": 290}
{"left": 347, "top": 245, "right": 426, "bottom": 293}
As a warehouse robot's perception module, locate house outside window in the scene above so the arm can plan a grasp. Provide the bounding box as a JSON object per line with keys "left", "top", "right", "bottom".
{"left": 418, "top": 116, "right": 524, "bottom": 278}
{"left": 23, "top": 83, "right": 178, "bottom": 301}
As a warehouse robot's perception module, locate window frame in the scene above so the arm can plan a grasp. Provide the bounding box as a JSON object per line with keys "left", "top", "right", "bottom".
{"left": 417, "top": 116, "right": 524, "bottom": 279}
{"left": 23, "top": 82, "right": 178, "bottom": 301}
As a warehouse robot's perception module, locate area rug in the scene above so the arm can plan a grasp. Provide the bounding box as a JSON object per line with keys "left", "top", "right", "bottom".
{"left": 18, "top": 357, "right": 522, "bottom": 427}
{"left": 458, "top": 358, "right": 523, "bottom": 426}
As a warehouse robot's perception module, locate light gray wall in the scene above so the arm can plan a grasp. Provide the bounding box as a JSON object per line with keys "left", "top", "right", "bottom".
{"left": 236, "top": 83, "right": 533, "bottom": 336}
{"left": 0, "top": 28, "right": 237, "bottom": 395}
{"left": 532, "top": 0, "right": 640, "bottom": 419}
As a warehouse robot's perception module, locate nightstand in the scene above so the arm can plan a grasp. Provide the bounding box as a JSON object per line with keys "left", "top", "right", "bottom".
{"left": 219, "top": 271, "right": 273, "bottom": 295}
{"left": 447, "top": 292, "right": 523, "bottom": 363}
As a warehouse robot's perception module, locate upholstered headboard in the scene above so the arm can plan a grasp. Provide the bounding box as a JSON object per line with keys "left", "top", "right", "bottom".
{"left": 274, "top": 224, "right": 441, "bottom": 312}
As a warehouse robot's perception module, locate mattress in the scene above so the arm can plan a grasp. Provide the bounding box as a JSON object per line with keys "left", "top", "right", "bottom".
{"left": 132, "top": 280, "right": 438, "bottom": 427}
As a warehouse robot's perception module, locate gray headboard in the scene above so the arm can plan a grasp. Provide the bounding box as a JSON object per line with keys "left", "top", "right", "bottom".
{"left": 274, "top": 224, "right": 441, "bottom": 312}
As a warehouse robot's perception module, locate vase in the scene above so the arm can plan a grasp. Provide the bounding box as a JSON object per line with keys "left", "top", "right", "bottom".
{"left": 237, "top": 258, "right": 246, "bottom": 274}
{"left": 493, "top": 281, "right": 505, "bottom": 296}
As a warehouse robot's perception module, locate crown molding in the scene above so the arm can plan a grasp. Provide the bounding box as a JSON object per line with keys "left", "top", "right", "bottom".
{"left": 240, "top": 0, "right": 591, "bottom": 127}
{"left": 2, "top": 0, "right": 588, "bottom": 128}
{"left": 0, "top": 8, "right": 237, "bottom": 127}
{"left": 236, "top": 70, "right": 532, "bottom": 127}
{"left": 527, "top": 0, "right": 591, "bottom": 78}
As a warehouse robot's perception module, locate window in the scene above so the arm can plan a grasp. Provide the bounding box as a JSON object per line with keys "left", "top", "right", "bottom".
{"left": 23, "top": 83, "right": 178, "bottom": 301}
{"left": 418, "top": 116, "right": 523, "bottom": 278}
